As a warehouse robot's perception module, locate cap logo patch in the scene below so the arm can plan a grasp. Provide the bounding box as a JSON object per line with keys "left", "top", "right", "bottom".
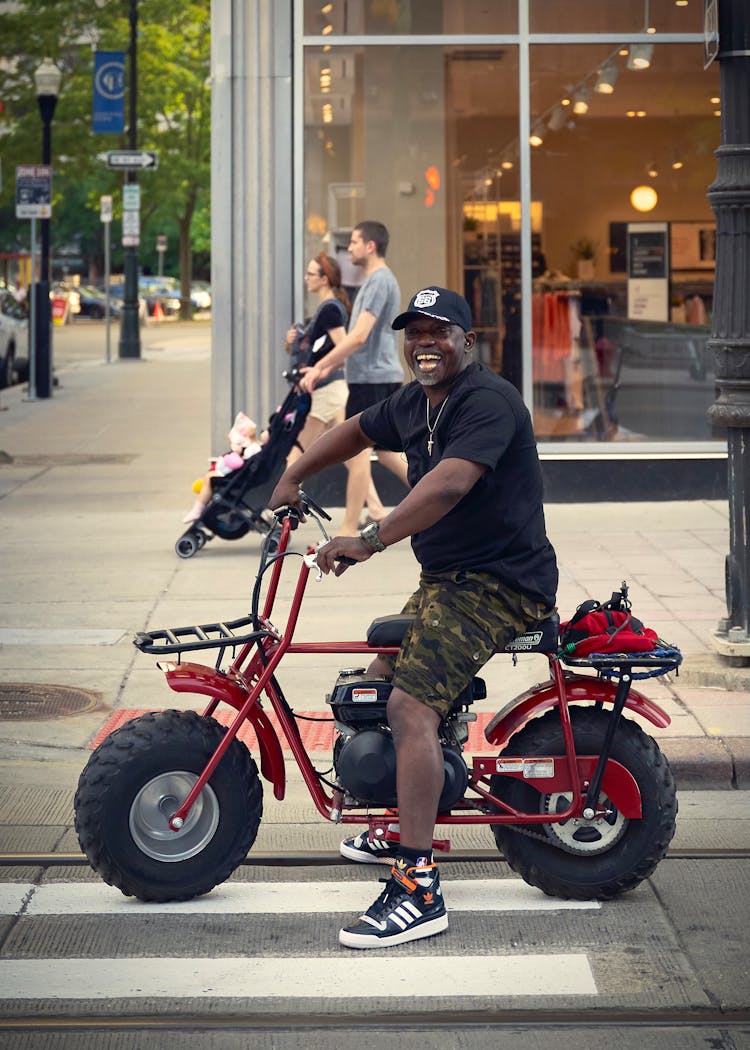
{"left": 413, "top": 289, "right": 440, "bottom": 309}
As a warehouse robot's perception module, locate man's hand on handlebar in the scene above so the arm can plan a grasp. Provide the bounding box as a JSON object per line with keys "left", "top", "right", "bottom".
{"left": 315, "top": 536, "right": 372, "bottom": 576}
{"left": 268, "top": 479, "right": 306, "bottom": 519}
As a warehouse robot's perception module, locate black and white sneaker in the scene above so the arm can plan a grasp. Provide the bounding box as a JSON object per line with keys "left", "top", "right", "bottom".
{"left": 339, "top": 831, "right": 399, "bottom": 865}
{"left": 339, "top": 860, "right": 447, "bottom": 949}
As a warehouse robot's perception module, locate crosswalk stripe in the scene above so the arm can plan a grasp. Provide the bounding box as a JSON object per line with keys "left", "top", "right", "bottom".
{"left": 0, "top": 954, "right": 597, "bottom": 999}
{"left": 0, "top": 880, "right": 599, "bottom": 916}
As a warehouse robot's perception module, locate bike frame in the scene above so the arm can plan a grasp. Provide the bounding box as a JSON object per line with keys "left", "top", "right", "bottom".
{"left": 146, "top": 512, "right": 673, "bottom": 848}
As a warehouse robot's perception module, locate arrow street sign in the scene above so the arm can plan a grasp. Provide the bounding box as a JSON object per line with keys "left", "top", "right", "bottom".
{"left": 106, "top": 150, "right": 158, "bottom": 171}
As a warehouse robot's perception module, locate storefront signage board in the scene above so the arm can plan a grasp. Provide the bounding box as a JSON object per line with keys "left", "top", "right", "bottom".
{"left": 627, "top": 223, "right": 669, "bottom": 323}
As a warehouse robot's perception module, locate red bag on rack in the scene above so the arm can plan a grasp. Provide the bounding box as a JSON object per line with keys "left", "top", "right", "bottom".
{"left": 560, "top": 599, "right": 658, "bottom": 657}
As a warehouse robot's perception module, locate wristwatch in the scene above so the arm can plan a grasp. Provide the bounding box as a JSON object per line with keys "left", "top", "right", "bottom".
{"left": 359, "top": 521, "right": 386, "bottom": 553}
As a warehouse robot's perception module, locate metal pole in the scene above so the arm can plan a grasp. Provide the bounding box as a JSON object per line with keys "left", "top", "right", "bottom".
{"left": 118, "top": 0, "right": 141, "bottom": 359}
{"left": 28, "top": 218, "right": 37, "bottom": 401}
{"left": 104, "top": 218, "right": 111, "bottom": 364}
{"left": 708, "top": 0, "right": 750, "bottom": 666}
{"left": 35, "top": 94, "right": 56, "bottom": 398}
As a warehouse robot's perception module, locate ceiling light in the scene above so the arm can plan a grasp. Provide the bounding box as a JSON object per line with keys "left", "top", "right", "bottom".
{"left": 646, "top": 26, "right": 656, "bottom": 33}
{"left": 672, "top": 158, "right": 684, "bottom": 170}
{"left": 501, "top": 159, "right": 514, "bottom": 170}
{"left": 710, "top": 96, "right": 720, "bottom": 104}
{"left": 628, "top": 43, "right": 653, "bottom": 69}
{"left": 626, "top": 110, "right": 636, "bottom": 117}
{"left": 619, "top": 47, "right": 630, "bottom": 56}
{"left": 714, "top": 109, "right": 721, "bottom": 116}
{"left": 630, "top": 185, "right": 658, "bottom": 212}
{"left": 594, "top": 63, "right": 618, "bottom": 94}
{"left": 322, "top": 102, "right": 333, "bottom": 123}
{"left": 647, "top": 163, "right": 659, "bottom": 177}
{"left": 636, "top": 110, "right": 647, "bottom": 117}
{"left": 547, "top": 105, "right": 567, "bottom": 131}
{"left": 675, "top": 1, "right": 688, "bottom": 6}
{"left": 572, "top": 87, "right": 590, "bottom": 115}
{"left": 321, "top": 23, "right": 333, "bottom": 35}
{"left": 529, "top": 122, "right": 545, "bottom": 147}
{"left": 561, "top": 97, "right": 571, "bottom": 107}
{"left": 321, "top": 2, "right": 333, "bottom": 12}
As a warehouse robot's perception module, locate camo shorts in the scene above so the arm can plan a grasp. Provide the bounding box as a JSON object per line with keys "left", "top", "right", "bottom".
{"left": 383, "top": 570, "right": 555, "bottom": 719}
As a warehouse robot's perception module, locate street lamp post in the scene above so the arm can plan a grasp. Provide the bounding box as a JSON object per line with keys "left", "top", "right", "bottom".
{"left": 34, "top": 58, "right": 61, "bottom": 399}
{"left": 118, "top": 0, "right": 141, "bottom": 359}
{"left": 708, "top": 0, "right": 750, "bottom": 666}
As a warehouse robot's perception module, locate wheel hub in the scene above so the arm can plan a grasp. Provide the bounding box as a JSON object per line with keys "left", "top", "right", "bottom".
{"left": 541, "top": 791, "right": 627, "bottom": 855}
{"left": 129, "top": 770, "right": 220, "bottom": 862}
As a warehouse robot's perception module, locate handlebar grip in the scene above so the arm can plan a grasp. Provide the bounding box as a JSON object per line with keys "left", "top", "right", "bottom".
{"left": 335, "top": 556, "right": 357, "bottom": 566}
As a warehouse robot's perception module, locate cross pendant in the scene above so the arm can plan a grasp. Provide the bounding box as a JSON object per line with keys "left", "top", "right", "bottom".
{"left": 427, "top": 435, "right": 434, "bottom": 455}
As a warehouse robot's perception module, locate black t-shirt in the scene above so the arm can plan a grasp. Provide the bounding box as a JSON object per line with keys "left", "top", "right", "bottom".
{"left": 303, "top": 299, "right": 347, "bottom": 387}
{"left": 359, "top": 362, "right": 558, "bottom": 606}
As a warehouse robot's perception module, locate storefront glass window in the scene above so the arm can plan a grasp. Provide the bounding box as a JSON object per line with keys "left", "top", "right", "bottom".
{"left": 302, "top": 3, "right": 719, "bottom": 448}
{"left": 529, "top": 43, "right": 720, "bottom": 442}
{"left": 303, "top": 42, "right": 518, "bottom": 365}
{"left": 530, "top": 0, "right": 703, "bottom": 34}
{"left": 304, "top": 0, "right": 517, "bottom": 36}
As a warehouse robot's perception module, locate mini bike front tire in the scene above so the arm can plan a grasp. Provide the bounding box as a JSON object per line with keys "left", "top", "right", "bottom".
{"left": 490, "top": 706, "right": 677, "bottom": 900}
{"left": 74, "top": 709, "right": 263, "bottom": 902}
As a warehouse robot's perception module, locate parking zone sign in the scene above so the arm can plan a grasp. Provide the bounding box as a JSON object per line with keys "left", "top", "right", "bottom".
{"left": 15, "top": 165, "right": 52, "bottom": 218}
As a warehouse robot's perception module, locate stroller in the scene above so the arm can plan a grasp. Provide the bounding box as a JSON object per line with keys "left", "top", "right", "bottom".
{"left": 175, "top": 375, "right": 311, "bottom": 559}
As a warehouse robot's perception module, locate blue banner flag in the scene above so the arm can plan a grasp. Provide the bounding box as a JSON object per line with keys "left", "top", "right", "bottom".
{"left": 93, "top": 51, "right": 125, "bottom": 134}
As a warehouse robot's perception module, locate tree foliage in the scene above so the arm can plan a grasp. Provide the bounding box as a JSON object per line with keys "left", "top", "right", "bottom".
{"left": 0, "top": 0, "right": 211, "bottom": 308}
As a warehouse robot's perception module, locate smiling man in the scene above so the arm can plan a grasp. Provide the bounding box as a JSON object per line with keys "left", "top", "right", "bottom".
{"left": 269, "top": 285, "right": 558, "bottom": 949}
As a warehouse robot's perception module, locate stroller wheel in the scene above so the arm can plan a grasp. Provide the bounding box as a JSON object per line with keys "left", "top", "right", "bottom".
{"left": 175, "top": 532, "right": 199, "bottom": 559}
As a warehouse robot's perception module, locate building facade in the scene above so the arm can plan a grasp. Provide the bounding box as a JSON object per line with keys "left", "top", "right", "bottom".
{"left": 211, "top": 0, "right": 724, "bottom": 500}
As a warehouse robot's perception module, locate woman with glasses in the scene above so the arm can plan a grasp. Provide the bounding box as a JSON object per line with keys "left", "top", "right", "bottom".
{"left": 285, "top": 253, "right": 351, "bottom": 463}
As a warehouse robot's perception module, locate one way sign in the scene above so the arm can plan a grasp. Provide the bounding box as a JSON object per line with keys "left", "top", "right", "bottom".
{"left": 106, "top": 150, "right": 158, "bottom": 171}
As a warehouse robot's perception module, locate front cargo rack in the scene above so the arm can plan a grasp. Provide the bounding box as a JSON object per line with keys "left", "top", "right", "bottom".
{"left": 134, "top": 615, "right": 267, "bottom": 656}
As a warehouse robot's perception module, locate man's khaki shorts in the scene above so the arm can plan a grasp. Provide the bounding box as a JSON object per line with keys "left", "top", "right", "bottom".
{"left": 382, "top": 570, "right": 554, "bottom": 719}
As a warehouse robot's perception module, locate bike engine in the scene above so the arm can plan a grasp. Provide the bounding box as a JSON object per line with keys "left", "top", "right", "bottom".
{"left": 326, "top": 669, "right": 480, "bottom": 810}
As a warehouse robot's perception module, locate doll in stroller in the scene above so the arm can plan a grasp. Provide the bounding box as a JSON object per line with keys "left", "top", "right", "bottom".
{"left": 174, "top": 379, "right": 311, "bottom": 559}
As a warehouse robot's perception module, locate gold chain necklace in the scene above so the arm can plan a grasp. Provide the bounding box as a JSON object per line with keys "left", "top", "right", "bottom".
{"left": 426, "top": 395, "right": 449, "bottom": 455}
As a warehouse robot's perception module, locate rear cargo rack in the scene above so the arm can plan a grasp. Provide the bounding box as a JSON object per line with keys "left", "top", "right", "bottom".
{"left": 134, "top": 615, "right": 268, "bottom": 656}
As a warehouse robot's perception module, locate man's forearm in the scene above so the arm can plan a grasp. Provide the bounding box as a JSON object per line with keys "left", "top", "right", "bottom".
{"left": 283, "top": 417, "right": 371, "bottom": 485}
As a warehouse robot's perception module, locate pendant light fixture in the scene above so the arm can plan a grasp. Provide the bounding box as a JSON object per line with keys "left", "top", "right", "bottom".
{"left": 594, "top": 62, "right": 618, "bottom": 94}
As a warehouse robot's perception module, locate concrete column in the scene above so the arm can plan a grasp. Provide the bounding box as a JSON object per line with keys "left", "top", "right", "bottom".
{"left": 708, "top": 0, "right": 750, "bottom": 665}
{"left": 210, "top": 0, "right": 294, "bottom": 452}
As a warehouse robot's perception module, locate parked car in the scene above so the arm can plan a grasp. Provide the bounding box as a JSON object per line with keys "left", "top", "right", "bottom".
{"left": 191, "top": 281, "right": 212, "bottom": 312}
{"left": 138, "top": 276, "right": 181, "bottom": 316}
{"left": 0, "top": 289, "right": 28, "bottom": 389}
{"left": 105, "top": 284, "right": 148, "bottom": 324}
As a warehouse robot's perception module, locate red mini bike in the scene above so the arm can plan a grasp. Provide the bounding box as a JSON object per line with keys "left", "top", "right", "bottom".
{"left": 75, "top": 494, "right": 680, "bottom": 903}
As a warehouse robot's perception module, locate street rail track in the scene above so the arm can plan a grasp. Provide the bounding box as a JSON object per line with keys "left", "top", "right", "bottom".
{"left": 0, "top": 1007, "right": 748, "bottom": 1034}
{"left": 1, "top": 846, "right": 749, "bottom": 867}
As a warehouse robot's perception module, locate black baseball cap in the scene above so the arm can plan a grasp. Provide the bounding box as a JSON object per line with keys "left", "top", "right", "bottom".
{"left": 392, "top": 286, "right": 473, "bottom": 332}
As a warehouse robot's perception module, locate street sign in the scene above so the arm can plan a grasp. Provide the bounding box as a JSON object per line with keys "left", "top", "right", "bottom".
{"left": 123, "top": 184, "right": 141, "bottom": 210}
{"left": 100, "top": 195, "right": 113, "bottom": 223}
{"left": 122, "top": 209, "right": 140, "bottom": 247}
{"left": 106, "top": 150, "right": 158, "bottom": 171}
{"left": 15, "top": 165, "right": 52, "bottom": 218}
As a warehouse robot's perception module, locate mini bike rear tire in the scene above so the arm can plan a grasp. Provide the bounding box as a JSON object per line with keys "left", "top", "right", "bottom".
{"left": 490, "top": 706, "right": 677, "bottom": 900}
{"left": 74, "top": 709, "right": 263, "bottom": 902}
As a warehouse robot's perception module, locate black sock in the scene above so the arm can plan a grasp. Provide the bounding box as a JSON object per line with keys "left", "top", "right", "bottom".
{"left": 397, "top": 845, "right": 433, "bottom": 868}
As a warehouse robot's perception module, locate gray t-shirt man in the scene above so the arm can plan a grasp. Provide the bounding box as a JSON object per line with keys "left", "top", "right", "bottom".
{"left": 345, "top": 267, "right": 403, "bottom": 385}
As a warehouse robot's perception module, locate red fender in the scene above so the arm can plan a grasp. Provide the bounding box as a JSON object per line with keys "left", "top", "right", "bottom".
{"left": 485, "top": 670, "right": 671, "bottom": 751}
{"left": 161, "top": 662, "right": 286, "bottom": 800}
